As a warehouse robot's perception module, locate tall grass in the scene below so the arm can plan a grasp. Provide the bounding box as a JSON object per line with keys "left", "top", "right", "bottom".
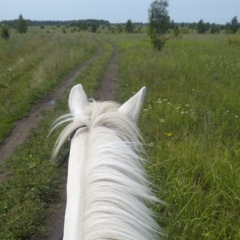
{"left": 0, "top": 30, "right": 97, "bottom": 143}
{"left": 108, "top": 33, "right": 240, "bottom": 239}
{"left": 0, "top": 32, "right": 114, "bottom": 239}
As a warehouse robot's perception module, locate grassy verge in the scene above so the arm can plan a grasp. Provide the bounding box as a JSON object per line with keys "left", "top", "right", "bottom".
{"left": 107, "top": 33, "right": 240, "bottom": 239}
{"left": 0, "top": 33, "right": 113, "bottom": 239}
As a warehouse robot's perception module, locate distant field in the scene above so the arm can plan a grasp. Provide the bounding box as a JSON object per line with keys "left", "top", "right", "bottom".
{"left": 0, "top": 28, "right": 240, "bottom": 239}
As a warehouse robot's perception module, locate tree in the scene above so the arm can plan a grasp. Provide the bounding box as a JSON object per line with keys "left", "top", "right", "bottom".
{"left": 197, "top": 19, "right": 207, "bottom": 34}
{"left": 125, "top": 19, "right": 134, "bottom": 33}
{"left": 90, "top": 23, "right": 97, "bottom": 33}
{"left": 210, "top": 23, "right": 220, "bottom": 34}
{"left": 147, "top": 0, "right": 170, "bottom": 51}
{"left": 1, "top": 25, "right": 10, "bottom": 39}
{"left": 225, "top": 16, "right": 239, "bottom": 34}
{"left": 16, "top": 14, "right": 28, "bottom": 33}
{"left": 170, "top": 20, "right": 175, "bottom": 29}
{"left": 116, "top": 24, "right": 123, "bottom": 33}
{"left": 230, "top": 16, "right": 239, "bottom": 33}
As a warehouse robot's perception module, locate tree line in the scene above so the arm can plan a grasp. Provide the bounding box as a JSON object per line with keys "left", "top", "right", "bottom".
{"left": 1, "top": 6, "right": 240, "bottom": 41}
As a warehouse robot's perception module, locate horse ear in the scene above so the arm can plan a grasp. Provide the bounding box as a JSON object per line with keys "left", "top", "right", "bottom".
{"left": 68, "top": 84, "right": 88, "bottom": 115}
{"left": 118, "top": 87, "right": 146, "bottom": 122}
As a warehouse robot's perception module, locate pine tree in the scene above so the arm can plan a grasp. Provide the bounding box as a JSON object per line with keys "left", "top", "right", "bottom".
{"left": 16, "top": 14, "right": 28, "bottom": 34}
{"left": 125, "top": 19, "right": 134, "bottom": 33}
{"left": 197, "top": 19, "right": 207, "bottom": 34}
{"left": 231, "top": 16, "right": 239, "bottom": 33}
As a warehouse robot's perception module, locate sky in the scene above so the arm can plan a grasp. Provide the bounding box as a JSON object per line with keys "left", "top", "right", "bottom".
{"left": 0, "top": 0, "right": 239, "bottom": 24}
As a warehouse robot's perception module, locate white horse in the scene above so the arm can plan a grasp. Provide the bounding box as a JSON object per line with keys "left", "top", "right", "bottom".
{"left": 51, "top": 84, "right": 162, "bottom": 239}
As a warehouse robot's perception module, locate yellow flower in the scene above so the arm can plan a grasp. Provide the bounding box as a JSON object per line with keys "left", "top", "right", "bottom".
{"left": 165, "top": 132, "right": 173, "bottom": 137}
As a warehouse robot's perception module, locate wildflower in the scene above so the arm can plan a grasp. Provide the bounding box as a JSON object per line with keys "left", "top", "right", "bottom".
{"left": 19, "top": 57, "right": 25, "bottom": 64}
{"left": 160, "top": 119, "right": 165, "bottom": 123}
{"left": 147, "top": 142, "right": 154, "bottom": 147}
{"left": 165, "top": 132, "right": 173, "bottom": 137}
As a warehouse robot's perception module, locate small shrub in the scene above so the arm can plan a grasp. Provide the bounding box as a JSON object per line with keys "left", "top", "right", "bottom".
{"left": 228, "top": 36, "right": 240, "bottom": 46}
{"left": 148, "top": 28, "right": 167, "bottom": 51}
{"left": 1, "top": 25, "right": 10, "bottom": 39}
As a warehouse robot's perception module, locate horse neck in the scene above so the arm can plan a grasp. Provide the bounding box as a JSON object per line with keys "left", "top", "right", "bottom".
{"left": 63, "top": 122, "right": 160, "bottom": 240}
{"left": 63, "top": 128, "right": 89, "bottom": 240}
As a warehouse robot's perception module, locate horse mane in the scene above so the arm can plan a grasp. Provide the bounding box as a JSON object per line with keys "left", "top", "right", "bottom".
{"left": 51, "top": 99, "right": 163, "bottom": 239}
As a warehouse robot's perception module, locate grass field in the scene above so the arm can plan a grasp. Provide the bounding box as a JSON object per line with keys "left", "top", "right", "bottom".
{"left": 0, "top": 28, "right": 240, "bottom": 239}
{"left": 109, "top": 33, "right": 240, "bottom": 239}
{"left": 0, "top": 28, "right": 97, "bottom": 144}
{"left": 0, "top": 29, "right": 113, "bottom": 239}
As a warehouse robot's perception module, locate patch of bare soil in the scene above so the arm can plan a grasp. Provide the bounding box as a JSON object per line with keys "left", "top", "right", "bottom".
{"left": 96, "top": 45, "right": 119, "bottom": 101}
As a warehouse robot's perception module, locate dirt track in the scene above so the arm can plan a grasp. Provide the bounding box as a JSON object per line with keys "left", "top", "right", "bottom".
{"left": 0, "top": 41, "right": 118, "bottom": 239}
{"left": 0, "top": 47, "right": 103, "bottom": 164}
{"left": 46, "top": 44, "right": 118, "bottom": 240}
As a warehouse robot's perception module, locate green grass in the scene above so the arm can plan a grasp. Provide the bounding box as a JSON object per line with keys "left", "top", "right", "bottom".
{"left": 0, "top": 30, "right": 97, "bottom": 144}
{"left": 1, "top": 29, "right": 240, "bottom": 239}
{"left": 0, "top": 31, "right": 114, "bottom": 239}
{"left": 107, "top": 33, "right": 240, "bottom": 239}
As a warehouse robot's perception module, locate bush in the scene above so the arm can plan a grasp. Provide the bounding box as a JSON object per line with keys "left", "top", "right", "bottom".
{"left": 228, "top": 36, "right": 240, "bottom": 46}
{"left": 1, "top": 25, "right": 10, "bottom": 39}
{"left": 148, "top": 27, "right": 166, "bottom": 51}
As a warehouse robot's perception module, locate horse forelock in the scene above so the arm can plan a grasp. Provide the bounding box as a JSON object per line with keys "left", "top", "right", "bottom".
{"left": 51, "top": 100, "right": 141, "bottom": 160}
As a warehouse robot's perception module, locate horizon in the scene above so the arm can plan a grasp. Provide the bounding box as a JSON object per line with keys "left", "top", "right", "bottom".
{"left": 0, "top": 0, "right": 239, "bottom": 25}
{"left": 0, "top": 17, "right": 234, "bottom": 26}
